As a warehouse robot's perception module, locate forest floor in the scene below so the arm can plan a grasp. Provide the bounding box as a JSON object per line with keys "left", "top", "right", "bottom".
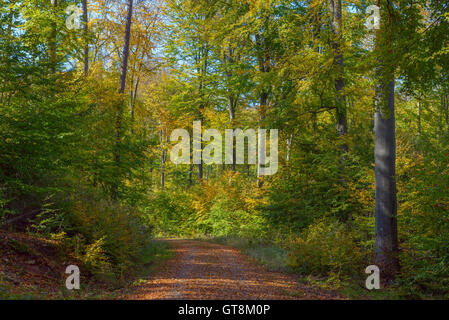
{"left": 122, "top": 239, "right": 343, "bottom": 300}
{"left": 0, "top": 233, "right": 345, "bottom": 299}
{"left": 0, "top": 230, "right": 114, "bottom": 299}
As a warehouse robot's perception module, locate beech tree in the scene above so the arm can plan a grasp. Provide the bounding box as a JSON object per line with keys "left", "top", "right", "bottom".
{"left": 82, "top": 0, "right": 89, "bottom": 75}
{"left": 113, "top": 0, "right": 134, "bottom": 198}
{"left": 328, "top": 0, "right": 348, "bottom": 153}
{"left": 373, "top": 0, "right": 400, "bottom": 281}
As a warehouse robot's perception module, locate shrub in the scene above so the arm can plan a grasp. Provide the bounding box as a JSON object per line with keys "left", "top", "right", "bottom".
{"left": 287, "top": 218, "right": 365, "bottom": 280}
{"left": 34, "top": 189, "right": 152, "bottom": 279}
{"left": 199, "top": 197, "right": 265, "bottom": 237}
{"left": 396, "top": 132, "right": 449, "bottom": 297}
{"left": 145, "top": 190, "right": 195, "bottom": 236}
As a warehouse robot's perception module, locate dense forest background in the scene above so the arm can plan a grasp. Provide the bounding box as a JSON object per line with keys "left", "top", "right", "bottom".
{"left": 1, "top": 0, "right": 448, "bottom": 298}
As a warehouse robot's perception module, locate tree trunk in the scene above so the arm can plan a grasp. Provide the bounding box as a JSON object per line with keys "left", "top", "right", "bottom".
{"left": 160, "top": 129, "right": 166, "bottom": 191}
{"left": 374, "top": 79, "right": 399, "bottom": 282}
{"left": 329, "top": 0, "right": 348, "bottom": 152}
{"left": 189, "top": 164, "right": 193, "bottom": 187}
{"left": 82, "top": 0, "right": 89, "bottom": 76}
{"left": 131, "top": 76, "right": 139, "bottom": 120}
{"left": 119, "top": 0, "right": 133, "bottom": 94}
{"left": 417, "top": 101, "right": 421, "bottom": 137}
{"left": 196, "top": 43, "right": 208, "bottom": 182}
{"left": 373, "top": 4, "right": 400, "bottom": 279}
{"left": 255, "top": 32, "right": 270, "bottom": 188}
{"left": 113, "top": 0, "right": 134, "bottom": 199}
{"left": 189, "top": 134, "right": 193, "bottom": 187}
{"left": 444, "top": 94, "right": 449, "bottom": 132}
{"left": 257, "top": 91, "right": 268, "bottom": 187}
{"left": 228, "top": 95, "right": 237, "bottom": 171}
{"left": 225, "top": 48, "right": 238, "bottom": 172}
{"left": 1, "top": 7, "right": 13, "bottom": 104}
{"left": 49, "top": 0, "right": 58, "bottom": 74}
{"left": 197, "top": 156, "right": 203, "bottom": 181}
{"left": 286, "top": 133, "right": 293, "bottom": 163}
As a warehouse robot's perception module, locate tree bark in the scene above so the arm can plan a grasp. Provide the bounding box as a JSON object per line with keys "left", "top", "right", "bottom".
{"left": 257, "top": 91, "right": 268, "bottom": 187}
{"left": 255, "top": 32, "right": 270, "bottom": 188}
{"left": 160, "top": 129, "right": 166, "bottom": 191}
{"left": 329, "top": 0, "right": 348, "bottom": 152}
{"left": 49, "top": 0, "right": 58, "bottom": 74}
{"left": 113, "top": 0, "right": 134, "bottom": 199}
{"left": 374, "top": 79, "right": 399, "bottom": 282}
{"left": 1, "top": 6, "right": 13, "bottom": 104}
{"left": 82, "top": 0, "right": 89, "bottom": 76}
{"left": 119, "top": 0, "right": 134, "bottom": 95}
{"left": 417, "top": 101, "right": 421, "bottom": 137}
{"left": 444, "top": 94, "right": 449, "bottom": 132}
{"left": 196, "top": 43, "right": 208, "bottom": 182}
{"left": 373, "top": 4, "right": 400, "bottom": 279}
{"left": 228, "top": 95, "right": 237, "bottom": 172}
{"left": 225, "top": 48, "right": 238, "bottom": 172}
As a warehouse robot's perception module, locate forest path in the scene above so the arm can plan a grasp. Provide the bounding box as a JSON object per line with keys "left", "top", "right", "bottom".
{"left": 124, "top": 239, "right": 339, "bottom": 300}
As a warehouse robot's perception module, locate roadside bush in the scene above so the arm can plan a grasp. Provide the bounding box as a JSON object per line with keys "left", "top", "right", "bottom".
{"left": 287, "top": 218, "right": 365, "bottom": 280}
{"left": 198, "top": 197, "right": 265, "bottom": 237}
{"left": 145, "top": 190, "right": 195, "bottom": 236}
{"left": 34, "top": 189, "right": 152, "bottom": 279}
{"left": 71, "top": 196, "right": 150, "bottom": 277}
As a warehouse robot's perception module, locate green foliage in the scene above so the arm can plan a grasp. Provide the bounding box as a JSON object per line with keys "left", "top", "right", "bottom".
{"left": 0, "top": 0, "right": 155, "bottom": 282}
{"left": 199, "top": 197, "right": 265, "bottom": 237}
{"left": 396, "top": 130, "right": 449, "bottom": 297}
{"left": 287, "top": 218, "right": 366, "bottom": 280}
{"left": 1, "top": 0, "right": 449, "bottom": 298}
{"left": 49, "top": 190, "right": 151, "bottom": 277}
{"left": 146, "top": 190, "right": 195, "bottom": 236}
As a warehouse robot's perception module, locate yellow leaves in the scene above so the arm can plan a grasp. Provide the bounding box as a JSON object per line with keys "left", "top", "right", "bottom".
{"left": 245, "top": 0, "right": 274, "bottom": 11}
{"left": 288, "top": 218, "right": 365, "bottom": 280}
{"left": 126, "top": 240, "right": 309, "bottom": 300}
{"left": 82, "top": 236, "right": 112, "bottom": 273}
{"left": 203, "top": 108, "right": 228, "bottom": 129}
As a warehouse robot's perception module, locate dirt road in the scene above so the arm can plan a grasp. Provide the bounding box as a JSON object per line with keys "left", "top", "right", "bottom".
{"left": 125, "top": 239, "right": 339, "bottom": 300}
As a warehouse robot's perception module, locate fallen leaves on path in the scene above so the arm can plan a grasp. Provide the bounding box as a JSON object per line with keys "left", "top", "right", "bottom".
{"left": 124, "top": 240, "right": 343, "bottom": 300}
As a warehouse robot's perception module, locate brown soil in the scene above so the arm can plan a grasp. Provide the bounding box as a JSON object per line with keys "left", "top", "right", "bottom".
{"left": 0, "top": 230, "right": 64, "bottom": 297}
{"left": 124, "top": 239, "right": 342, "bottom": 300}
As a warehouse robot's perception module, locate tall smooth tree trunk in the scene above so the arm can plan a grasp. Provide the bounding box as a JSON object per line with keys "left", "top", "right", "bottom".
{"left": 196, "top": 43, "right": 208, "bottom": 182}
{"left": 374, "top": 80, "right": 399, "bottom": 282}
{"left": 373, "top": 2, "right": 400, "bottom": 281}
{"left": 445, "top": 95, "right": 449, "bottom": 131}
{"left": 310, "top": 5, "right": 321, "bottom": 133}
{"left": 439, "top": 95, "right": 444, "bottom": 136}
{"left": 225, "top": 48, "right": 238, "bottom": 172}
{"left": 160, "top": 130, "right": 166, "bottom": 191}
{"left": 228, "top": 95, "right": 237, "bottom": 172}
{"left": 49, "top": 0, "right": 58, "bottom": 74}
{"left": 329, "top": 0, "right": 348, "bottom": 152}
{"left": 189, "top": 134, "right": 193, "bottom": 187}
{"left": 197, "top": 151, "right": 203, "bottom": 181}
{"left": 1, "top": 6, "right": 13, "bottom": 104}
{"left": 286, "top": 133, "right": 293, "bottom": 163}
{"left": 113, "top": 0, "right": 134, "bottom": 199}
{"left": 119, "top": 0, "right": 133, "bottom": 94}
{"left": 257, "top": 91, "right": 268, "bottom": 188}
{"left": 255, "top": 32, "right": 270, "bottom": 188}
{"left": 417, "top": 101, "right": 421, "bottom": 137}
{"left": 189, "top": 164, "right": 193, "bottom": 187}
{"left": 82, "top": 0, "right": 89, "bottom": 76}
{"left": 130, "top": 76, "right": 140, "bottom": 120}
